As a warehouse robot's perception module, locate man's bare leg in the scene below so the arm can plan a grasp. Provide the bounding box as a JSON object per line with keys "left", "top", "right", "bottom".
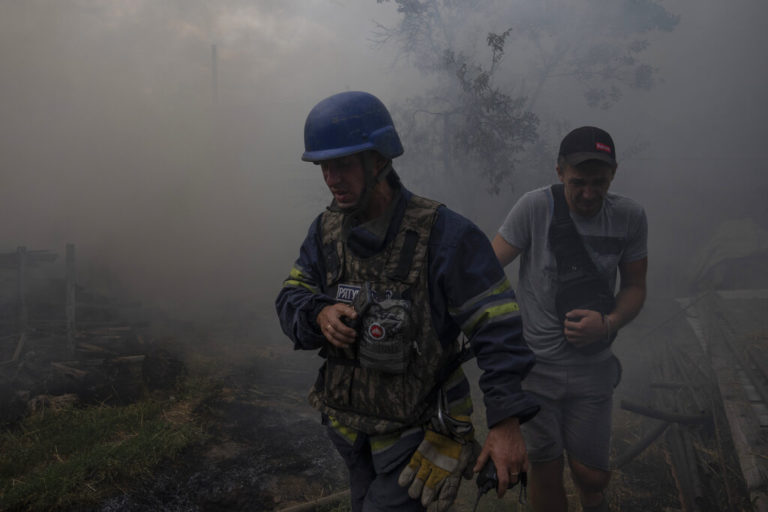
{"left": 529, "top": 456, "right": 568, "bottom": 512}
{"left": 569, "top": 457, "right": 611, "bottom": 510}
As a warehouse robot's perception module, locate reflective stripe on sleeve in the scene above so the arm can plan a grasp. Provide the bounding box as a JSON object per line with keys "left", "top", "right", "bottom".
{"left": 449, "top": 276, "right": 511, "bottom": 317}
{"left": 282, "top": 265, "right": 320, "bottom": 294}
{"left": 459, "top": 299, "right": 520, "bottom": 337}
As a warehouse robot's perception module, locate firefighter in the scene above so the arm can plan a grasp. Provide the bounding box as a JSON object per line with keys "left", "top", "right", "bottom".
{"left": 276, "top": 91, "right": 539, "bottom": 511}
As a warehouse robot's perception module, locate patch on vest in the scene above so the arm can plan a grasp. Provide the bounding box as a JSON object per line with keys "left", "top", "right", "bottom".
{"left": 336, "top": 284, "right": 360, "bottom": 304}
{"left": 368, "top": 322, "right": 386, "bottom": 340}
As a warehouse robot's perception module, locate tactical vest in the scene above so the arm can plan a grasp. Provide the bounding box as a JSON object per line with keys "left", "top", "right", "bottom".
{"left": 309, "top": 194, "right": 462, "bottom": 435}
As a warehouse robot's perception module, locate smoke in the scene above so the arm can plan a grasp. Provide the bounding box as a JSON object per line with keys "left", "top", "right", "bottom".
{"left": 382, "top": 0, "right": 768, "bottom": 297}
{"left": 0, "top": 1, "right": 409, "bottom": 322}
{"left": 0, "top": 0, "right": 766, "bottom": 323}
{"left": 604, "top": 0, "right": 768, "bottom": 295}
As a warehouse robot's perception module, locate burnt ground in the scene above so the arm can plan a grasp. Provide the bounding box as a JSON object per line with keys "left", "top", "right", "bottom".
{"left": 89, "top": 301, "right": 686, "bottom": 512}
{"left": 4, "top": 298, "right": 726, "bottom": 511}
{"left": 93, "top": 332, "right": 350, "bottom": 512}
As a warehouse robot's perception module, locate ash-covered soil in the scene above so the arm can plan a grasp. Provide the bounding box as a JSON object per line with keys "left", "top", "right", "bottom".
{"left": 4, "top": 300, "right": 718, "bottom": 511}
{"left": 95, "top": 306, "right": 686, "bottom": 512}
{"left": 97, "top": 336, "right": 349, "bottom": 512}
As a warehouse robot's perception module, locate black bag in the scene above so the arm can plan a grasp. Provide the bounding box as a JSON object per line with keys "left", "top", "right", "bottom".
{"left": 549, "top": 184, "right": 617, "bottom": 355}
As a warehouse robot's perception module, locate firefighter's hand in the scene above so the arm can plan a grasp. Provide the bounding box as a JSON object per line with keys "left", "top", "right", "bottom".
{"left": 473, "top": 417, "right": 527, "bottom": 497}
{"left": 317, "top": 304, "right": 357, "bottom": 348}
{"left": 563, "top": 309, "right": 609, "bottom": 347}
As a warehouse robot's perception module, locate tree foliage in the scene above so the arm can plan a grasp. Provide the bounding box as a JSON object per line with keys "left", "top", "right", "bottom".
{"left": 374, "top": 0, "right": 679, "bottom": 195}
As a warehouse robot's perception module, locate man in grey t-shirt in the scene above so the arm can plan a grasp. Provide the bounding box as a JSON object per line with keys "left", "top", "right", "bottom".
{"left": 492, "top": 126, "right": 647, "bottom": 512}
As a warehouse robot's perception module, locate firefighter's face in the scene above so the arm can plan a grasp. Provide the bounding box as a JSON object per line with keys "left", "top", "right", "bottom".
{"left": 557, "top": 161, "right": 616, "bottom": 217}
{"left": 321, "top": 155, "right": 366, "bottom": 210}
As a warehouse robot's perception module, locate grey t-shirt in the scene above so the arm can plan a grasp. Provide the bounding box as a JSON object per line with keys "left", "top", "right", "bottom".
{"left": 498, "top": 185, "right": 647, "bottom": 364}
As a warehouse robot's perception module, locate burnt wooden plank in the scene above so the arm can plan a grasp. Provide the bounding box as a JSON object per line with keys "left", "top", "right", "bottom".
{"left": 695, "top": 292, "right": 768, "bottom": 512}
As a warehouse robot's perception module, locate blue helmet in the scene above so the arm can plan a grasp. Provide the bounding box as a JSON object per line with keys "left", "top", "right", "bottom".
{"left": 302, "top": 91, "right": 404, "bottom": 162}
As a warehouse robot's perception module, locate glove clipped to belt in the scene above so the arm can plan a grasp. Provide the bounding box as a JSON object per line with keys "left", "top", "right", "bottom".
{"left": 398, "top": 425, "right": 480, "bottom": 511}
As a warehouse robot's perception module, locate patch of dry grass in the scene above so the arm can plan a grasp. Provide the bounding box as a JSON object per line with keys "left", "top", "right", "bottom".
{"left": 0, "top": 376, "right": 214, "bottom": 511}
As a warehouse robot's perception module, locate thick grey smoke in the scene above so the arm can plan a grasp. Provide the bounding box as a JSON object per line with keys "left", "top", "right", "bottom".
{"left": 0, "top": 0, "right": 766, "bottom": 322}
{"left": 380, "top": 0, "right": 768, "bottom": 297}
{"left": 0, "top": 1, "right": 410, "bottom": 321}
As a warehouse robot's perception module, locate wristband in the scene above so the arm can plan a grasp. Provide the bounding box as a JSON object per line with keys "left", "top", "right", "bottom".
{"left": 603, "top": 314, "right": 613, "bottom": 336}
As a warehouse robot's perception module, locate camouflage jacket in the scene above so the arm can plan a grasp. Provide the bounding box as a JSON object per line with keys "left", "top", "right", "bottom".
{"left": 276, "top": 176, "right": 539, "bottom": 432}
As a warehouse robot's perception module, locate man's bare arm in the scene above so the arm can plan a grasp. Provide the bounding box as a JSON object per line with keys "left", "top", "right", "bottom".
{"left": 606, "top": 257, "right": 647, "bottom": 333}
{"left": 491, "top": 234, "right": 522, "bottom": 267}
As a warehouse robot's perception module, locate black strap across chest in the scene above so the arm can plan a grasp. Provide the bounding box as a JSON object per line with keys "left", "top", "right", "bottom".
{"left": 548, "top": 184, "right": 617, "bottom": 354}
{"left": 548, "top": 184, "right": 601, "bottom": 280}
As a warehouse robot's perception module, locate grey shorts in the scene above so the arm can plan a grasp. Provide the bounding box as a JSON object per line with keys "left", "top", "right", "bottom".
{"left": 521, "top": 356, "right": 621, "bottom": 471}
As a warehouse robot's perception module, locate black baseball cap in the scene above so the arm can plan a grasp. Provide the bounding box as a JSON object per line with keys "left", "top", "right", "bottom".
{"left": 558, "top": 126, "right": 617, "bottom": 167}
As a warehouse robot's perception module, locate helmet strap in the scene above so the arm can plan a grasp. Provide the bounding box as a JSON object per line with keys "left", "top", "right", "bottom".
{"left": 327, "top": 153, "right": 392, "bottom": 216}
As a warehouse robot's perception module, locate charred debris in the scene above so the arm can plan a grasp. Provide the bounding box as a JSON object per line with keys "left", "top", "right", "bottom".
{"left": 0, "top": 244, "right": 184, "bottom": 426}
{"left": 612, "top": 221, "right": 768, "bottom": 512}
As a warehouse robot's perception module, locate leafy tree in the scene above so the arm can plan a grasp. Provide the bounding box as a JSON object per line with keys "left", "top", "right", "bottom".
{"left": 374, "top": 0, "right": 679, "bottom": 198}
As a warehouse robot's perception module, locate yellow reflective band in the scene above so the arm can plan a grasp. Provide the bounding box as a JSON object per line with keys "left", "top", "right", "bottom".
{"left": 449, "top": 276, "right": 512, "bottom": 316}
{"left": 449, "top": 413, "right": 471, "bottom": 424}
{"left": 447, "top": 396, "right": 473, "bottom": 418}
{"left": 370, "top": 432, "right": 401, "bottom": 454}
{"left": 329, "top": 416, "right": 358, "bottom": 445}
{"left": 284, "top": 265, "right": 319, "bottom": 293}
{"left": 492, "top": 278, "right": 512, "bottom": 295}
{"left": 289, "top": 266, "right": 306, "bottom": 280}
{"left": 282, "top": 279, "right": 319, "bottom": 294}
{"left": 371, "top": 426, "right": 421, "bottom": 455}
{"left": 461, "top": 300, "right": 520, "bottom": 336}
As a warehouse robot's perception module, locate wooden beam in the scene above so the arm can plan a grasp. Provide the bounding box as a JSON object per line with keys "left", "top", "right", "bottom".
{"left": 620, "top": 400, "right": 710, "bottom": 426}
{"left": 66, "top": 243, "right": 76, "bottom": 356}
{"left": 11, "top": 332, "right": 26, "bottom": 362}
{"left": 276, "top": 490, "right": 351, "bottom": 512}
{"left": 613, "top": 420, "right": 670, "bottom": 470}
{"left": 17, "top": 246, "right": 27, "bottom": 338}
{"left": 694, "top": 292, "right": 768, "bottom": 512}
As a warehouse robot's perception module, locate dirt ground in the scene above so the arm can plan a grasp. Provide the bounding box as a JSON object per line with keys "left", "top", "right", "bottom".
{"left": 81, "top": 299, "right": 692, "bottom": 512}
{"left": 91, "top": 334, "right": 349, "bottom": 512}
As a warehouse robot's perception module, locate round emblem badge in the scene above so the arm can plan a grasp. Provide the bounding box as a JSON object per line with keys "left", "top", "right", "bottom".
{"left": 368, "top": 323, "right": 385, "bottom": 340}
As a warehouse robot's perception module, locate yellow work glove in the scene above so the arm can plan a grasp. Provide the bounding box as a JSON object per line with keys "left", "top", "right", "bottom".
{"left": 398, "top": 429, "right": 480, "bottom": 511}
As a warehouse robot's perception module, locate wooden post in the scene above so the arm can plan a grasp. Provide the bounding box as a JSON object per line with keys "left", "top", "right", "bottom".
{"left": 66, "top": 243, "right": 76, "bottom": 356}
{"left": 11, "top": 246, "right": 28, "bottom": 362}
{"left": 211, "top": 43, "right": 218, "bottom": 103}
{"left": 17, "top": 246, "right": 27, "bottom": 336}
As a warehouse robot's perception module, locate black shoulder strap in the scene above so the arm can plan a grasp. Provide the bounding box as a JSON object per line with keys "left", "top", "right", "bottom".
{"left": 389, "top": 229, "right": 419, "bottom": 282}
{"left": 548, "top": 184, "right": 598, "bottom": 277}
{"left": 548, "top": 185, "right": 618, "bottom": 352}
{"left": 551, "top": 183, "right": 570, "bottom": 225}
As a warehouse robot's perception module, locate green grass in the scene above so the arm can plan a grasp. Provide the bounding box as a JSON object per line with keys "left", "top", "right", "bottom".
{"left": 0, "top": 380, "right": 211, "bottom": 511}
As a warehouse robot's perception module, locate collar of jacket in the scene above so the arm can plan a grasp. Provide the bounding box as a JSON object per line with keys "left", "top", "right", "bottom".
{"left": 345, "top": 176, "right": 410, "bottom": 259}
